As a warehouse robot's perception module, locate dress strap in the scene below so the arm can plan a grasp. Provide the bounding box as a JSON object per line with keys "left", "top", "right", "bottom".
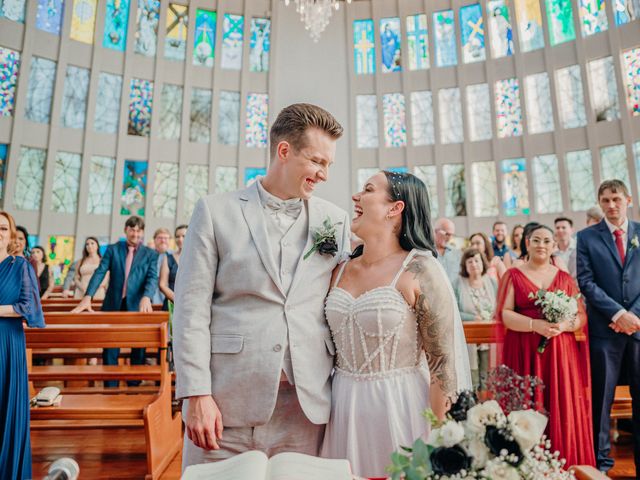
{"left": 390, "top": 249, "right": 417, "bottom": 288}
{"left": 332, "top": 260, "right": 350, "bottom": 289}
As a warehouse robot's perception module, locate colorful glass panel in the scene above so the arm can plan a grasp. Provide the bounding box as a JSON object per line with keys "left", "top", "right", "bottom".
{"left": 121, "top": 160, "right": 147, "bottom": 215}
{"left": 47, "top": 236, "right": 74, "bottom": 286}
{"left": 70, "top": 0, "right": 97, "bottom": 44}
{"left": 615, "top": 0, "right": 640, "bottom": 24}
{"left": 406, "top": 14, "right": 429, "bottom": 70}
{"left": 353, "top": 19, "right": 376, "bottom": 75}
{"left": 460, "top": 4, "right": 486, "bottom": 64}
{"left": 36, "top": 0, "right": 64, "bottom": 34}
{"left": 245, "top": 93, "right": 268, "bottom": 148}
{"left": 103, "top": 0, "right": 129, "bottom": 51}
{"left": 221, "top": 14, "right": 244, "bottom": 70}
{"left": 0, "top": 0, "right": 25, "bottom": 22}
{"left": 165, "top": 4, "right": 188, "bottom": 61}
{"left": 128, "top": 78, "right": 153, "bottom": 137}
{"left": 434, "top": 10, "right": 458, "bottom": 67}
{"left": 545, "top": 0, "right": 576, "bottom": 45}
{"left": 502, "top": 158, "right": 530, "bottom": 216}
{"left": 244, "top": 167, "right": 266, "bottom": 186}
{"left": 495, "top": 78, "right": 523, "bottom": 138}
{"left": 0, "top": 47, "right": 19, "bottom": 117}
{"left": 250, "top": 18, "right": 270, "bottom": 72}
{"left": 622, "top": 47, "right": 640, "bottom": 116}
{"left": 382, "top": 93, "right": 406, "bottom": 148}
{"left": 487, "top": 0, "right": 514, "bottom": 58}
{"left": 135, "top": 0, "right": 160, "bottom": 56}
{"left": 579, "top": 0, "right": 608, "bottom": 35}
{"left": 514, "top": 0, "right": 544, "bottom": 52}
{"left": 380, "top": 17, "right": 401, "bottom": 73}
{"left": 193, "top": 9, "right": 216, "bottom": 67}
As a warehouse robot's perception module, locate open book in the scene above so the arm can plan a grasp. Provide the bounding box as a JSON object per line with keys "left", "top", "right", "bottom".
{"left": 182, "top": 451, "right": 353, "bottom": 480}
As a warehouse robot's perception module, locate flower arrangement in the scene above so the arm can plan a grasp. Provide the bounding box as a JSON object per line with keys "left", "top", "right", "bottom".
{"left": 528, "top": 289, "right": 579, "bottom": 353}
{"left": 387, "top": 390, "right": 574, "bottom": 480}
{"left": 304, "top": 217, "right": 342, "bottom": 260}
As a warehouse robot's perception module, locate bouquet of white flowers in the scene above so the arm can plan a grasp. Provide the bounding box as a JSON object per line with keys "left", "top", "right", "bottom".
{"left": 387, "top": 391, "right": 574, "bottom": 480}
{"left": 528, "top": 289, "right": 580, "bottom": 353}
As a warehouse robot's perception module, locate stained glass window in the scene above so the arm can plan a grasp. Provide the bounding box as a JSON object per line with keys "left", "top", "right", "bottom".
{"left": 514, "top": 0, "right": 544, "bottom": 52}
{"left": 353, "top": 19, "right": 376, "bottom": 75}
{"left": 532, "top": 154, "right": 563, "bottom": 213}
{"left": 615, "top": 0, "right": 640, "bottom": 24}
{"left": 60, "top": 65, "right": 90, "bottom": 129}
{"left": 215, "top": 166, "right": 238, "bottom": 193}
{"left": 406, "top": 14, "right": 429, "bottom": 70}
{"left": 471, "top": 162, "right": 499, "bottom": 216}
{"left": 545, "top": 0, "right": 576, "bottom": 45}
{"left": 439, "top": 88, "right": 464, "bottom": 144}
{"left": 587, "top": 57, "right": 620, "bottom": 122}
{"left": 566, "top": 150, "right": 595, "bottom": 210}
{"left": 413, "top": 166, "right": 438, "bottom": 217}
{"left": 121, "top": 160, "right": 147, "bottom": 215}
{"left": 135, "top": 0, "right": 160, "bottom": 57}
{"left": 502, "top": 158, "right": 530, "bottom": 216}
{"left": 356, "top": 95, "right": 379, "bottom": 148}
{"left": 600, "top": 144, "right": 630, "bottom": 186}
{"left": 128, "top": 78, "right": 153, "bottom": 137}
{"left": 634, "top": 141, "right": 640, "bottom": 195}
{"left": 434, "top": 10, "right": 458, "bottom": 67}
{"left": 556, "top": 65, "right": 587, "bottom": 128}
{"left": 466, "top": 83, "right": 492, "bottom": 141}
{"left": 443, "top": 164, "right": 467, "bottom": 217}
{"left": 14, "top": 147, "right": 46, "bottom": 211}
{"left": 382, "top": 93, "right": 406, "bottom": 148}
{"left": 184, "top": 165, "right": 208, "bottom": 218}
{"left": 190, "top": 88, "right": 212, "bottom": 143}
{"left": 159, "top": 84, "right": 183, "bottom": 140}
{"left": 51, "top": 152, "right": 82, "bottom": 214}
{"left": 0, "top": 0, "right": 25, "bottom": 22}
{"left": 487, "top": 0, "right": 514, "bottom": 58}
{"left": 380, "top": 17, "right": 401, "bottom": 73}
{"left": 244, "top": 167, "right": 266, "bottom": 186}
{"left": 87, "top": 155, "right": 115, "bottom": 214}
{"left": 221, "top": 14, "right": 244, "bottom": 70}
{"left": 103, "top": 0, "right": 129, "bottom": 51}
{"left": 460, "top": 4, "right": 486, "bottom": 64}
{"left": 246, "top": 93, "right": 268, "bottom": 148}
{"left": 525, "top": 72, "right": 554, "bottom": 134}
{"left": 47, "top": 236, "right": 74, "bottom": 286}
{"left": 357, "top": 168, "right": 378, "bottom": 191}
{"left": 36, "top": 0, "right": 64, "bottom": 34}
{"left": 250, "top": 18, "right": 270, "bottom": 72}
{"left": 495, "top": 78, "right": 523, "bottom": 138}
{"left": 410, "top": 91, "right": 434, "bottom": 146}
{"left": 218, "top": 91, "right": 240, "bottom": 145}
{"left": 70, "top": 0, "right": 97, "bottom": 44}
{"left": 622, "top": 48, "right": 640, "bottom": 117}
{"left": 25, "top": 57, "right": 56, "bottom": 124}
{"left": 165, "top": 4, "right": 188, "bottom": 61}
{"left": 94, "top": 72, "right": 122, "bottom": 134}
{"left": 0, "top": 47, "right": 19, "bottom": 117}
{"left": 152, "top": 162, "right": 179, "bottom": 218}
{"left": 579, "top": 0, "right": 608, "bottom": 35}
{"left": 193, "top": 9, "right": 216, "bottom": 67}
{"left": 0, "top": 144, "right": 7, "bottom": 203}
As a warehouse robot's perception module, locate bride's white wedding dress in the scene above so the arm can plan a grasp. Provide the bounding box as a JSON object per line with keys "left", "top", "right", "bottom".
{"left": 320, "top": 249, "right": 472, "bottom": 478}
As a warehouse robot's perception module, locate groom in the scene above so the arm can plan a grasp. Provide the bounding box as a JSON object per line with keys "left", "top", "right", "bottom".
{"left": 577, "top": 179, "right": 640, "bottom": 475}
{"left": 173, "top": 103, "right": 351, "bottom": 468}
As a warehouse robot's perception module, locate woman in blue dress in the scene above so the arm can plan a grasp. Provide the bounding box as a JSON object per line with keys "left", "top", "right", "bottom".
{"left": 0, "top": 211, "right": 45, "bottom": 480}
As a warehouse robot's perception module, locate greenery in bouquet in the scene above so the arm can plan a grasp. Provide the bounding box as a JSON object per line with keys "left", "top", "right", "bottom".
{"left": 528, "top": 289, "right": 580, "bottom": 354}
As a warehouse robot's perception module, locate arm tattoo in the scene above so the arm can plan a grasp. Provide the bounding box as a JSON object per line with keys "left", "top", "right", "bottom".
{"left": 407, "top": 258, "right": 457, "bottom": 395}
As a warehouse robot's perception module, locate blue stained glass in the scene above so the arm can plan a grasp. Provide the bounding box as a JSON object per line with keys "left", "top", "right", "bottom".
{"left": 460, "top": 4, "right": 486, "bottom": 63}
{"left": 487, "top": 0, "right": 514, "bottom": 58}
{"left": 614, "top": 0, "right": 640, "bottom": 24}
{"left": 0, "top": 143, "right": 6, "bottom": 203}
{"left": 221, "top": 13, "right": 244, "bottom": 70}
{"left": 103, "top": 0, "right": 129, "bottom": 51}
{"left": 406, "top": 14, "right": 429, "bottom": 70}
{"left": 121, "top": 159, "right": 147, "bottom": 215}
{"left": 502, "top": 158, "right": 530, "bottom": 216}
{"left": 36, "top": 0, "right": 64, "bottom": 35}
{"left": 244, "top": 167, "right": 266, "bottom": 186}
{"left": 193, "top": 9, "right": 216, "bottom": 67}
{"left": 434, "top": 10, "right": 458, "bottom": 67}
{"left": 250, "top": 18, "right": 270, "bottom": 72}
{"left": 353, "top": 19, "right": 375, "bottom": 75}
{"left": 388, "top": 167, "right": 408, "bottom": 173}
{"left": 380, "top": 17, "right": 401, "bottom": 73}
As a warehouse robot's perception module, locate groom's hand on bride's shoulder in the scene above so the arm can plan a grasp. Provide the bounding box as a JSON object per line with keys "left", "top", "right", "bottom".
{"left": 185, "top": 395, "right": 224, "bottom": 450}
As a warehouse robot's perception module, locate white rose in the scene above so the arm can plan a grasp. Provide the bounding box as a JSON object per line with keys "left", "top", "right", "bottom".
{"left": 483, "top": 458, "right": 521, "bottom": 480}
{"left": 466, "top": 400, "right": 506, "bottom": 433}
{"left": 508, "top": 410, "right": 548, "bottom": 452}
{"left": 427, "top": 427, "right": 442, "bottom": 447}
{"left": 466, "top": 438, "right": 489, "bottom": 469}
{"left": 440, "top": 421, "right": 465, "bottom": 447}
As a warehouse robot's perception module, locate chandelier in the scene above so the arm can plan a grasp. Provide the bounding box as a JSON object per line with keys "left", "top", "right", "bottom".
{"left": 284, "top": 0, "right": 352, "bottom": 42}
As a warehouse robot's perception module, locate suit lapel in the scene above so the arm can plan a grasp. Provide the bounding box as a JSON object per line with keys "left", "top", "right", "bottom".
{"left": 624, "top": 221, "right": 638, "bottom": 269}
{"left": 289, "top": 198, "right": 323, "bottom": 295}
{"left": 597, "top": 220, "right": 623, "bottom": 269}
{"left": 240, "top": 183, "right": 286, "bottom": 296}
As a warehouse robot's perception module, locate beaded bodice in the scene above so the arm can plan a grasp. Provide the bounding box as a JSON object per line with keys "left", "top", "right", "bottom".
{"left": 325, "top": 250, "right": 424, "bottom": 379}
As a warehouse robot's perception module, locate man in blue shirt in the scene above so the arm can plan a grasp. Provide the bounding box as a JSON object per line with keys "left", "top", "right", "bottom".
{"left": 491, "top": 221, "right": 511, "bottom": 259}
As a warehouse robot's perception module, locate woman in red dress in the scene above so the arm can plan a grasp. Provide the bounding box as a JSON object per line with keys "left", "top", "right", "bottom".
{"left": 496, "top": 224, "right": 595, "bottom": 467}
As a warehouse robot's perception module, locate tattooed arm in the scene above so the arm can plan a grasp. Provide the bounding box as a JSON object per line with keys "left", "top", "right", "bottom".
{"left": 407, "top": 254, "right": 457, "bottom": 419}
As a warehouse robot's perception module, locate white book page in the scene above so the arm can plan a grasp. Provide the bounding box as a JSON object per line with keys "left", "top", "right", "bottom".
{"left": 266, "top": 452, "right": 352, "bottom": 480}
{"left": 182, "top": 450, "right": 268, "bottom": 480}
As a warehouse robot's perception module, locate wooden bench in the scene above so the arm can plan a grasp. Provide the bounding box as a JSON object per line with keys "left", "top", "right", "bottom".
{"left": 40, "top": 302, "right": 164, "bottom": 312}
{"left": 26, "top": 322, "right": 181, "bottom": 480}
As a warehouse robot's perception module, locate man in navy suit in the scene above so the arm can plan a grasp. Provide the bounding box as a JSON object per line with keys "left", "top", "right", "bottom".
{"left": 577, "top": 179, "right": 640, "bottom": 474}
{"left": 73, "top": 216, "right": 158, "bottom": 386}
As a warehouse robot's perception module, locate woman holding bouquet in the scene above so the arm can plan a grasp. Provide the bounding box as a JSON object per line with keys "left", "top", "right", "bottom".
{"left": 496, "top": 224, "right": 595, "bottom": 467}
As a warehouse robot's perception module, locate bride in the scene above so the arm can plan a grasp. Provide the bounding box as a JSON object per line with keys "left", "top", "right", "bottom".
{"left": 320, "top": 171, "right": 471, "bottom": 478}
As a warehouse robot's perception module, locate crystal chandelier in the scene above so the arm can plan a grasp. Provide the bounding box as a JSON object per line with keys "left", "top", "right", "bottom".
{"left": 284, "top": 0, "right": 352, "bottom": 42}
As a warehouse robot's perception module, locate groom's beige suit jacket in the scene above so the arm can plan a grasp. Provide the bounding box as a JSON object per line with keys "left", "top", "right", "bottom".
{"left": 173, "top": 182, "right": 350, "bottom": 427}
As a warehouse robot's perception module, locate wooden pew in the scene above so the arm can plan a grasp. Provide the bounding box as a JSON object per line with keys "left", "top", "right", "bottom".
{"left": 26, "top": 322, "right": 181, "bottom": 480}
{"left": 40, "top": 302, "right": 164, "bottom": 312}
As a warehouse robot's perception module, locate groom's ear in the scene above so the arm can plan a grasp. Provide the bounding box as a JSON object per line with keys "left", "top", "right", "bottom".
{"left": 276, "top": 140, "right": 291, "bottom": 162}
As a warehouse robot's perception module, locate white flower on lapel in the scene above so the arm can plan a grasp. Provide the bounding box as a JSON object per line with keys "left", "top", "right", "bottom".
{"left": 303, "top": 217, "right": 342, "bottom": 260}
{"left": 631, "top": 235, "right": 639, "bottom": 250}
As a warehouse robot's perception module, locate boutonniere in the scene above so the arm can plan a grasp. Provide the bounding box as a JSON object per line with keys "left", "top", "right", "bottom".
{"left": 631, "top": 235, "right": 639, "bottom": 250}
{"left": 304, "top": 217, "right": 342, "bottom": 260}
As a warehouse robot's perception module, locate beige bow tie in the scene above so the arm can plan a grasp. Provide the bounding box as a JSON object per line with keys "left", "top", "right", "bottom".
{"left": 265, "top": 198, "right": 302, "bottom": 219}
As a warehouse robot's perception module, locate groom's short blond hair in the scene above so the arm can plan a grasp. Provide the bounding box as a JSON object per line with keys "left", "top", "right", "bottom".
{"left": 269, "top": 103, "right": 343, "bottom": 161}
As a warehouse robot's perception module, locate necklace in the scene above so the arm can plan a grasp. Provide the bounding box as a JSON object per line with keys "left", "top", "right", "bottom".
{"left": 359, "top": 249, "right": 404, "bottom": 268}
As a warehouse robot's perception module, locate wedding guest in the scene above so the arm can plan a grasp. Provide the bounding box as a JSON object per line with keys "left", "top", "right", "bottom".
{"left": 497, "top": 224, "right": 595, "bottom": 468}
{"left": 0, "top": 211, "right": 45, "bottom": 480}
{"left": 468, "top": 232, "right": 506, "bottom": 279}
{"left": 491, "top": 221, "right": 512, "bottom": 260}
{"left": 31, "top": 246, "right": 53, "bottom": 299}
{"left": 513, "top": 222, "right": 569, "bottom": 272}
{"left": 586, "top": 206, "right": 604, "bottom": 226}
{"left": 152, "top": 228, "right": 171, "bottom": 306}
{"left": 61, "top": 260, "right": 77, "bottom": 297}
{"left": 434, "top": 217, "right": 461, "bottom": 285}
{"left": 454, "top": 247, "right": 497, "bottom": 390}
{"left": 510, "top": 224, "right": 524, "bottom": 260}
{"left": 554, "top": 217, "right": 576, "bottom": 268}
{"left": 159, "top": 224, "right": 187, "bottom": 310}
{"left": 72, "top": 237, "right": 108, "bottom": 300}
{"left": 15, "top": 225, "right": 30, "bottom": 257}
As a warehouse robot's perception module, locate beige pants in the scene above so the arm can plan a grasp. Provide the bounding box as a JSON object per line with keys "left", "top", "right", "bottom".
{"left": 181, "top": 382, "right": 324, "bottom": 471}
